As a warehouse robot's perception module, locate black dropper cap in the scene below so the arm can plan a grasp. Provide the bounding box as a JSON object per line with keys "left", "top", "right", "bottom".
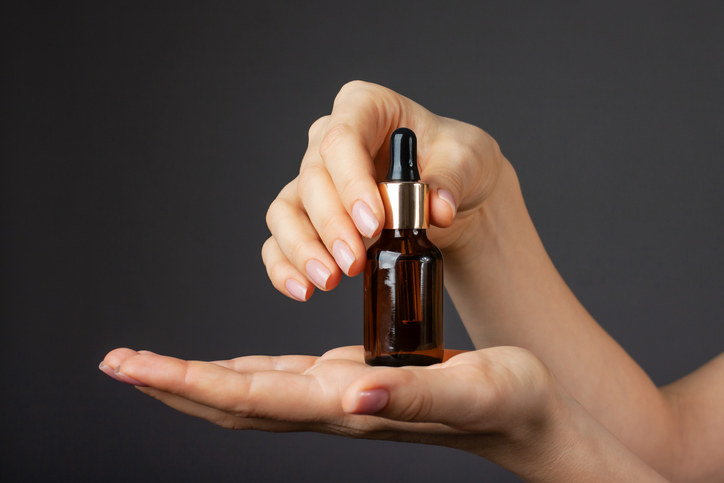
{"left": 387, "top": 128, "right": 420, "bottom": 182}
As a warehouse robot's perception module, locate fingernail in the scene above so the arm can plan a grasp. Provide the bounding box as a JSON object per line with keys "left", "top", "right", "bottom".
{"left": 437, "top": 189, "right": 457, "bottom": 216}
{"left": 332, "top": 240, "right": 355, "bottom": 275}
{"left": 305, "top": 259, "right": 331, "bottom": 290}
{"left": 352, "top": 388, "right": 389, "bottom": 414}
{"left": 99, "top": 361, "right": 116, "bottom": 378}
{"left": 352, "top": 201, "right": 379, "bottom": 238}
{"left": 98, "top": 361, "right": 147, "bottom": 386}
{"left": 285, "top": 278, "right": 309, "bottom": 301}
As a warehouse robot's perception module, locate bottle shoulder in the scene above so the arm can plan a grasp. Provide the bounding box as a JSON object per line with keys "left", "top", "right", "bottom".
{"left": 366, "top": 230, "right": 443, "bottom": 262}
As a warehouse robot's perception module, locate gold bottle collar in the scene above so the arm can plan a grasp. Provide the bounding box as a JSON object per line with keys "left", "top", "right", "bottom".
{"left": 378, "top": 182, "right": 429, "bottom": 230}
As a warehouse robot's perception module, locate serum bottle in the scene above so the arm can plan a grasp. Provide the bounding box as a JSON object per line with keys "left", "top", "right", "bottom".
{"left": 364, "top": 128, "right": 444, "bottom": 366}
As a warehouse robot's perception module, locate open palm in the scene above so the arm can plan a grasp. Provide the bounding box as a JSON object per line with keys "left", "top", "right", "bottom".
{"left": 101, "top": 345, "right": 557, "bottom": 451}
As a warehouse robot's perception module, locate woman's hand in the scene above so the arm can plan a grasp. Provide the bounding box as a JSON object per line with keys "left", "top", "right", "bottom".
{"left": 263, "top": 80, "right": 511, "bottom": 301}
{"left": 100, "top": 346, "right": 549, "bottom": 441}
{"left": 99, "top": 346, "right": 558, "bottom": 466}
{"left": 99, "top": 346, "right": 665, "bottom": 481}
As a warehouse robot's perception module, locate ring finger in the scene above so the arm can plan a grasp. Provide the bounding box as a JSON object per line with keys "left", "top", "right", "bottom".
{"left": 265, "top": 188, "right": 342, "bottom": 294}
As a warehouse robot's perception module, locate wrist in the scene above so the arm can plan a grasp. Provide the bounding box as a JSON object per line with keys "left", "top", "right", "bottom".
{"left": 483, "top": 383, "right": 667, "bottom": 482}
{"left": 496, "top": 378, "right": 576, "bottom": 480}
{"left": 459, "top": 368, "right": 576, "bottom": 481}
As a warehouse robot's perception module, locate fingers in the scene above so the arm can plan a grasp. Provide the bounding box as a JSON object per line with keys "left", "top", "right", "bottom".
{"left": 297, "top": 162, "right": 366, "bottom": 276}
{"left": 264, "top": 81, "right": 437, "bottom": 300}
{"left": 100, "top": 347, "right": 148, "bottom": 386}
{"left": 102, "top": 349, "right": 339, "bottom": 422}
{"left": 318, "top": 124, "right": 381, "bottom": 239}
{"left": 264, "top": 178, "right": 344, "bottom": 297}
{"left": 210, "top": 354, "right": 318, "bottom": 373}
{"left": 261, "top": 236, "right": 312, "bottom": 301}
{"left": 137, "top": 386, "right": 249, "bottom": 430}
{"left": 264, "top": 80, "right": 504, "bottom": 301}
{"left": 136, "top": 387, "right": 306, "bottom": 432}
{"left": 209, "top": 347, "right": 363, "bottom": 373}
{"left": 318, "top": 81, "right": 413, "bottom": 238}
{"left": 319, "top": 81, "right": 437, "bottom": 235}
{"left": 318, "top": 345, "right": 365, "bottom": 362}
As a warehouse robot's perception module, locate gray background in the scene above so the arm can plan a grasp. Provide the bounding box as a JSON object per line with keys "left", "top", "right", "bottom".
{"left": 3, "top": 1, "right": 723, "bottom": 481}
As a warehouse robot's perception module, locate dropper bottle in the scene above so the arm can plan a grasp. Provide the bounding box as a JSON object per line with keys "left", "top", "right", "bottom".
{"left": 364, "top": 128, "right": 444, "bottom": 366}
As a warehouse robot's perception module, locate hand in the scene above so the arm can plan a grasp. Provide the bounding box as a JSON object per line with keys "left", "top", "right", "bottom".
{"left": 99, "top": 345, "right": 666, "bottom": 481}
{"left": 99, "top": 346, "right": 561, "bottom": 461}
{"left": 263, "top": 80, "right": 512, "bottom": 301}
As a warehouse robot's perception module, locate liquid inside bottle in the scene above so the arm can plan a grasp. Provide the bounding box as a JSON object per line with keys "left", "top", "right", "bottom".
{"left": 364, "top": 228, "right": 443, "bottom": 366}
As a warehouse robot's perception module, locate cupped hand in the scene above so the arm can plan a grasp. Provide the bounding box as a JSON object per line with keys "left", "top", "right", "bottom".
{"left": 263, "top": 80, "right": 510, "bottom": 301}
{"left": 99, "top": 346, "right": 561, "bottom": 457}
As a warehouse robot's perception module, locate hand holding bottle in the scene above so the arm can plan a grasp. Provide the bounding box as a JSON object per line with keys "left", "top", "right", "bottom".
{"left": 263, "top": 80, "right": 513, "bottom": 301}
{"left": 99, "top": 81, "right": 724, "bottom": 481}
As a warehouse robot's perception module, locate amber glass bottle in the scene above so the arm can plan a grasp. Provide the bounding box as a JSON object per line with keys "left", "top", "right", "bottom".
{"left": 364, "top": 128, "right": 444, "bottom": 366}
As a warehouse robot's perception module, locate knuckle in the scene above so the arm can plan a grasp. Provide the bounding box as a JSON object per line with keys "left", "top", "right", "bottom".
{"left": 319, "top": 122, "right": 355, "bottom": 158}
{"left": 465, "top": 124, "right": 501, "bottom": 159}
{"left": 335, "top": 80, "right": 374, "bottom": 101}
{"left": 260, "top": 237, "right": 279, "bottom": 267}
{"left": 181, "top": 360, "right": 197, "bottom": 390}
{"left": 466, "top": 123, "right": 488, "bottom": 143}
{"left": 486, "top": 132, "right": 502, "bottom": 157}
{"left": 477, "top": 126, "right": 501, "bottom": 155}
{"left": 334, "top": 80, "right": 397, "bottom": 126}
{"left": 399, "top": 391, "right": 429, "bottom": 422}
{"left": 288, "top": 236, "right": 308, "bottom": 265}
{"left": 449, "top": 138, "right": 479, "bottom": 166}
{"left": 426, "top": 166, "right": 465, "bottom": 199}
{"left": 393, "top": 371, "right": 431, "bottom": 421}
{"left": 278, "top": 178, "right": 299, "bottom": 199}
{"left": 265, "top": 196, "right": 292, "bottom": 230}
{"left": 338, "top": 173, "right": 366, "bottom": 199}
{"left": 296, "top": 165, "right": 322, "bottom": 200}
{"left": 318, "top": 211, "right": 348, "bottom": 238}
{"left": 265, "top": 198, "right": 281, "bottom": 229}
{"left": 308, "top": 115, "right": 330, "bottom": 141}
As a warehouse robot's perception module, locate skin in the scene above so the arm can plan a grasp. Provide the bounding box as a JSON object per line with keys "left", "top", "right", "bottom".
{"left": 100, "top": 346, "right": 665, "bottom": 481}
{"left": 101, "top": 81, "right": 723, "bottom": 481}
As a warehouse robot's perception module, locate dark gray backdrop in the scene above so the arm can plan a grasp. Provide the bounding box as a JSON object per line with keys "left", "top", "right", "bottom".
{"left": 3, "top": 1, "right": 723, "bottom": 481}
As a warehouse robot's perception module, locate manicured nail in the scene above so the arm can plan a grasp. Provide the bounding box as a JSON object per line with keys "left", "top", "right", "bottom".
{"left": 285, "top": 278, "right": 309, "bottom": 301}
{"left": 305, "top": 259, "right": 331, "bottom": 289}
{"left": 99, "top": 361, "right": 116, "bottom": 379}
{"left": 332, "top": 240, "right": 355, "bottom": 275}
{"left": 351, "top": 388, "right": 389, "bottom": 414}
{"left": 437, "top": 189, "right": 457, "bottom": 216}
{"left": 98, "top": 361, "right": 147, "bottom": 386}
{"left": 352, "top": 200, "right": 379, "bottom": 238}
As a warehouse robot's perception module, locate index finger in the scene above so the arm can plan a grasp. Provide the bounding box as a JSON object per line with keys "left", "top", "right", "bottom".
{"left": 317, "top": 81, "right": 433, "bottom": 238}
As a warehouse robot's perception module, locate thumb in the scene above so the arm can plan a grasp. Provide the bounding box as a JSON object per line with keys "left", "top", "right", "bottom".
{"left": 342, "top": 363, "right": 492, "bottom": 425}
{"left": 420, "top": 124, "right": 501, "bottom": 228}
